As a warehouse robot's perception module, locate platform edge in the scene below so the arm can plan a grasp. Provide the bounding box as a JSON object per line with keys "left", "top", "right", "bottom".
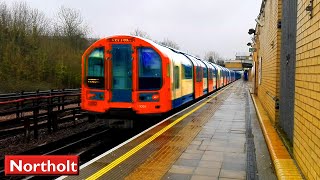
{"left": 250, "top": 94, "right": 303, "bottom": 180}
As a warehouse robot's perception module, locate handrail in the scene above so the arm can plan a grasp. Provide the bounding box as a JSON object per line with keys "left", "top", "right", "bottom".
{"left": 266, "top": 91, "right": 278, "bottom": 101}
{"left": 266, "top": 91, "right": 279, "bottom": 109}
{"left": 0, "top": 89, "right": 80, "bottom": 102}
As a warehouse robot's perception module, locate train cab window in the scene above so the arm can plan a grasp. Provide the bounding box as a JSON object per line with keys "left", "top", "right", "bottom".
{"left": 138, "top": 48, "right": 162, "bottom": 90}
{"left": 87, "top": 47, "right": 104, "bottom": 89}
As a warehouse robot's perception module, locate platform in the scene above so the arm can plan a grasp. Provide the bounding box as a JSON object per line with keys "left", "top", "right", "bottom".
{"left": 61, "top": 81, "right": 277, "bottom": 180}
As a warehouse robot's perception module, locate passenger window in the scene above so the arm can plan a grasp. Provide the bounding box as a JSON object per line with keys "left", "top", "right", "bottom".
{"left": 203, "top": 68, "right": 207, "bottom": 78}
{"left": 174, "top": 66, "right": 180, "bottom": 89}
{"left": 182, "top": 65, "right": 192, "bottom": 79}
{"left": 208, "top": 69, "right": 212, "bottom": 79}
{"left": 196, "top": 67, "right": 202, "bottom": 82}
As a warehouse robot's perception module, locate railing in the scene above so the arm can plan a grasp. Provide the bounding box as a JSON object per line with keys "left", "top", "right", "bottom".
{"left": 0, "top": 89, "right": 82, "bottom": 140}
{"left": 0, "top": 89, "right": 80, "bottom": 102}
{"left": 266, "top": 91, "right": 279, "bottom": 109}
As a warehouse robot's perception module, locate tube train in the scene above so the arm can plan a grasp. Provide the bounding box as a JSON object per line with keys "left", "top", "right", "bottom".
{"left": 81, "top": 35, "right": 241, "bottom": 115}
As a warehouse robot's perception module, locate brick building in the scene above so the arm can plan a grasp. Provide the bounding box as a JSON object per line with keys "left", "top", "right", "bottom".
{"left": 252, "top": 0, "right": 320, "bottom": 179}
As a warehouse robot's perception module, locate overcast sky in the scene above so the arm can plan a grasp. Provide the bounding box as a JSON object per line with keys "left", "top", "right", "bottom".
{"left": 5, "top": 0, "right": 262, "bottom": 59}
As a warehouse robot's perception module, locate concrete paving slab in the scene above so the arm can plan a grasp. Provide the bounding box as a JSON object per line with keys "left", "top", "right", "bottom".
{"left": 76, "top": 81, "right": 276, "bottom": 180}
{"left": 219, "top": 169, "right": 246, "bottom": 179}
{"left": 168, "top": 165, "right": 195, "bottom": 174}
{"left": 194, "top": 167, "right": 220, "bottom": 177}
{"left": 165, "top": 81, "right": 276, "bottom": 179}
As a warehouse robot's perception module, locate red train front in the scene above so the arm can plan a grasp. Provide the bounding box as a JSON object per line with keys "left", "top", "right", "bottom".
{"left": 81, "top": 35, "right": 239, "bottom": 115}
{"left": 81, "top": 35, "right": 171, "bottom": 114}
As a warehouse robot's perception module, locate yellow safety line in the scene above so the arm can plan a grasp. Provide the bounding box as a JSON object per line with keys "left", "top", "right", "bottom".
{"left": 86, "top": 84, "right": 233, "bottom": 180}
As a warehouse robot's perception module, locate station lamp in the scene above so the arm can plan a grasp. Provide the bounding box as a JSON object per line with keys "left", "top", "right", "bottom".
{"left": 248, "top": 28, "right": 256, "bottom": 35}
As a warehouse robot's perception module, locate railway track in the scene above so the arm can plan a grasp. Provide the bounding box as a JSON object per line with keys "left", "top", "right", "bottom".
{"left": 0, "top": 116, "right": 162, "bottom": 180}
{"left": 0, "top": 110, "right": 86, "bottom": 139}
{"left": 0, "top": 126, "right": 105, "bottom": 177}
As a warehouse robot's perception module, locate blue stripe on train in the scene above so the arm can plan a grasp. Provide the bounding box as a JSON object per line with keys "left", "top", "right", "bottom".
{"left": 203, "top": 88, "right": 208, "bottom": 94}
{"left": 172, "top": 93, "right": 194, "bottom": 108}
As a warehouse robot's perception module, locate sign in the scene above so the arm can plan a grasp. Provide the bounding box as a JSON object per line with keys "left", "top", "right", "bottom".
{"left": 108, "top": 38, "right": 135, "bottom": 43}
{"left": 249, "top": 48, "right": 256, "bottom": 52}
{"left": 5, "top": 155, "right": 79, "bottom": 176}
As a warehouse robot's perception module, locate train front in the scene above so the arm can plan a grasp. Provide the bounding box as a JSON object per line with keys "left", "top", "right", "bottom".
{"left": 81, "top": 35, "right": 171, "bottom": 115}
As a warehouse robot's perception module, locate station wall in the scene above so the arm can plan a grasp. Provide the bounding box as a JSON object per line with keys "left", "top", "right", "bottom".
{"left": 253, "top": 0, "right": 320, "bottom": 179}
{"left": 255, "top": 0, "right": 282, "bottom": 125}
{"left": 294, "top": 0, "right": 320, "bottom": 179}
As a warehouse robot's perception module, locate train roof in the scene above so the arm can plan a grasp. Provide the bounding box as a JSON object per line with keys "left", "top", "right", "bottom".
{"left": 103, "top": 35, "right": 232, "bottom": 72}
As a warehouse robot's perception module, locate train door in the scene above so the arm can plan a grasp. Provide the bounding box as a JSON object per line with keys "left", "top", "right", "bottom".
{"left": 217, "top": 69, "right": 221, "bottom": 88}
{"left": 195, "top": 66, "right": 203, "bottom": 97}
{"left": 111, "top": 44, "right": 133, "bottom": 102}
{"left": 202, "top": 61, "right": 212, "bottom": 93}
{"left": 221, "top": 69, "right": 224, "bottom": 87}
{"left": 203, "top": 66, "right": 208, "bottom": 94}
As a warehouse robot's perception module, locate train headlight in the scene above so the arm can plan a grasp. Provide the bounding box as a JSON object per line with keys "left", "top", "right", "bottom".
{"left": 139, "top": 93, "right": 160, "bottom": 102}
{"left": 152, "top": 94, "right": 159, "bottom": 100}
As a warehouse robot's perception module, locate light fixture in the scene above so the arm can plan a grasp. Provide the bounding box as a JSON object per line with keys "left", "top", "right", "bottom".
{"left": 306, "top": 0, "right": 313, "bottom": 18}
{"left": 248, "top": 29, "right": 256, "bottom": 35}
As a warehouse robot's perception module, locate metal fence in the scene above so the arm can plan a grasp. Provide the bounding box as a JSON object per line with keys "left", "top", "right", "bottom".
{"left": 0, "top": 89, "right": 81, "bottom": 140}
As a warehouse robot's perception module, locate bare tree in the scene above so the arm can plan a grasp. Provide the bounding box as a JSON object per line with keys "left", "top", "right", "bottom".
{"left": 130, "top": 28, "right": 151, "bottom": 39}
{"left": 216, "top": 59, "right": 225, "bottom": 67}
{"left": 204, "top": 51, "right": 222, "bottom": 63}
{"left": 30, "top": 9, "right": 48, "bottom": 36}
{"left": 55, "top": 6, "right": 89, "bottom": 40}
{"left": 158, "top": 38, "right": 180, "bottom": 49}
{"left": 0, "top": 2, "right": 10, "bottom": 33}
{"left": 130, "top": 28, "right": 179, "bottom": 49}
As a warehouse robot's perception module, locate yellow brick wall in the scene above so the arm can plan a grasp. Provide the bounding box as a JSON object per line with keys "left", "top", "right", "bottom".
{"left": 294, "top": 0, "right": 320, "bottom": 179}
{"left": 256, "top": 0, "right": 282, "bottom": 124}
{"left": 225, "top": 62, "right": 242, "bottom": 69}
